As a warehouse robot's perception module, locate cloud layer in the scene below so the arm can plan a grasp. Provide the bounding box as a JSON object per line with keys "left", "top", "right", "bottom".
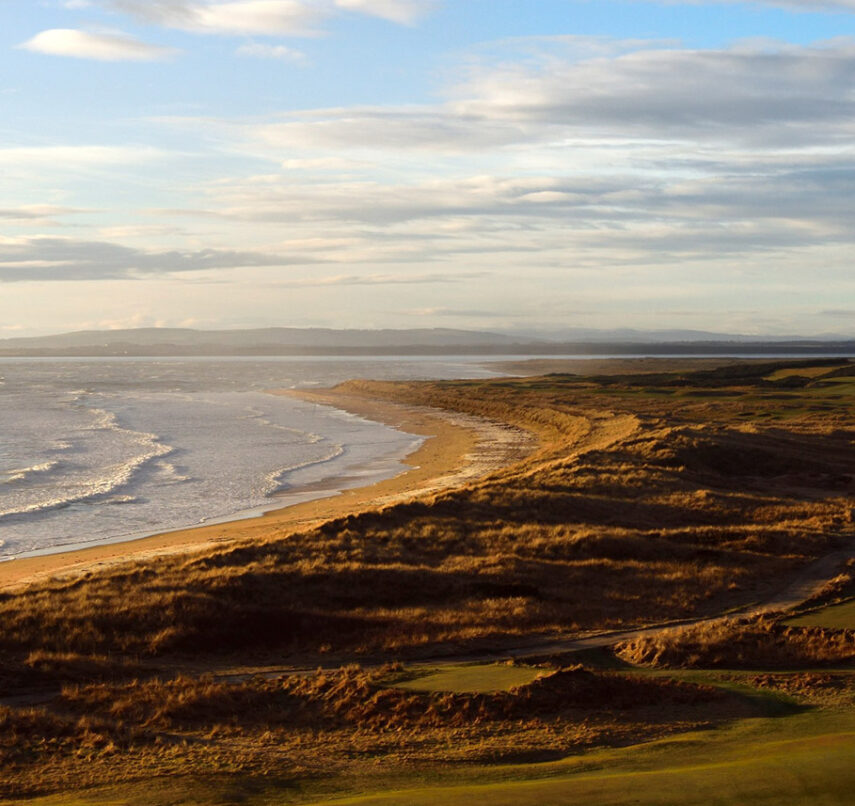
{"left": 104, "top": 0, "right": 434, "bottom": 35}
{"left": 18, "top": 28, "right": 176, "bottom": 61}
{"left": 8, "top": 10, "right": 855, "bottom": 335}
{"left": 0, "top": 237, "right": 301, "bottom": 282}
{"left": 243, "top": 39, "right": 855, "bottom": 153}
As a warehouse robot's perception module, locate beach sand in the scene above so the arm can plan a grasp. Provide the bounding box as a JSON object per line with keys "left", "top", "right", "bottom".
{"left": 0, "top": 388, "right": 536, "bottom": 591}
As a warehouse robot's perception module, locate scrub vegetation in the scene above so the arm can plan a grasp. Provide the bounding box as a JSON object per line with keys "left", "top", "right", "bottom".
{"left": 1, "top": 359, "right": 854, "bottom": 803}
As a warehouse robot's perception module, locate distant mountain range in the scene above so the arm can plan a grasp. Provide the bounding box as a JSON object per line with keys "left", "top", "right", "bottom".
{"left": 505, "top": 327, "right": 855, "bottom": 344}
{"left": 0, "top": 327, "right": 853, "bottom": 357}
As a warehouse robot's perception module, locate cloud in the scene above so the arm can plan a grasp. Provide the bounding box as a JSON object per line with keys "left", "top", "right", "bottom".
{"left": 0, "top": 237, "right": 312, "bottom": 282}
{"left": 334, "top": 0, "right": 436, "bottom": 24}
{"left": 238, "top": 39, "right": 855, "bottom": 152}
{"left": 280, "top": 156, "right": 369, "bottom": 170}
{"left": 275, "top": 270, "right": 487, "bottom": 287}
{"left": 253, "top": 107, "right": 529, "bottom": 153}
{"left": 708, "top": 0, "right": 855, "bottom": 11}
{"left": 0, "top": 206, "right": 89, "bottom": 221}
{"left": 8, "top": 31, "right": 855, "bottom": 334}
{"left": 107, "top": 0, "right": 329, "bottom": 35}
{"left": 406, "top": 307, "right": 520, "bottom": 318}
{"left": 184, "top": 149, "right": 855, "bottom": 271}
{"left": 0, "top": 146, "right": 166, "bottom": 175}
{"left": 102, "top": 0, "right": 435, "bottom": 36}
{"left": 236, "top": 42, "right": 306, "bottom": 62}
{"left": 206, "top": 173, "right": 640, "bottom": 225}
{"left": 148, "top": 36, "right": 855, "bottom": 276}
{"left": 18, "top": 29, "right": 177, "bottom": 61}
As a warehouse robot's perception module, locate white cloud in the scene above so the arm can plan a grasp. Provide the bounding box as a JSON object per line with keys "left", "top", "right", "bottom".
{"left": 710, "top": 0, "right": 855, "bottom": 10}
{"left": 280, "top": 156, "right": 369, "bottom": 170}
{"left": 0, "top": 236, "right": 310, "bottom": 281}
{"left": 108, "top": 1, "right": 330, "bottom": 35}
{"left": 275, "top": 270, "right": 486, "bottom": 287}
{"left": 18, "top": 28, "right": 177, "bottom": 61}
{"left": 105, "top": 0, "right": 434, "bottom": 35}
{"left": 187, "top": 0, "right": 325, "bottom": 35}
{"left": 236, "top": 42, "right": 306, "bottom": 61}
{"left": 334, "top": 0, "right": 436, "bottom": 24}
{"left": 0, "top": 205, "right": 89, "bottom": 221}
{"left": 0, "top": 145, "right": 164, "bottom": 168}
{"left": 253, "top": 107, "right": 530, "bottom": 153}
{"left": 235, "top": 39, "right": 855, "bottom": 153}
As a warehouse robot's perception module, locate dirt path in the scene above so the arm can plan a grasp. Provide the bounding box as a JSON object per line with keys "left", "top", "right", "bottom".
{"left": 741, "top": 542, "right": 855, "bottom": 615}
{"left": 466, "top": 537, "right": 855, "bottom": 662}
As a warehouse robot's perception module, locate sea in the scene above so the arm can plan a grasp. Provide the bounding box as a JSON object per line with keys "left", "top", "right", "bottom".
{"left": 0, "top": 356, "right": 505, "bottom": 561}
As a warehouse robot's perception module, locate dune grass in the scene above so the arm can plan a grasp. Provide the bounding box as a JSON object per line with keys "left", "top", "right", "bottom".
{"left": 616, "top": 616, "right": 855, "bottom": 669}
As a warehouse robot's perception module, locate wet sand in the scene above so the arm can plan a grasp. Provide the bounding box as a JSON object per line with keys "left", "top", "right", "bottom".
{"left": 0, "top": 388, "right": 536, "bottom": 591}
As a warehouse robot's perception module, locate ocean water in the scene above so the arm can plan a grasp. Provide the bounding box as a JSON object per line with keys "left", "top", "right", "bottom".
{"left": 0, "top": 357, "right": 502, "bottom": 560}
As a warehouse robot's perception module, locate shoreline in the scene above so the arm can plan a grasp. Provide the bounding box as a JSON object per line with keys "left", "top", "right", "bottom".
{"left": 0, "top": 388, "right": 536, "bottom": 591}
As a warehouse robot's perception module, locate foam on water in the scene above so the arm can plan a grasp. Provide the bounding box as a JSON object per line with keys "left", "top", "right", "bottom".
{"left": 0, "top": 460, "right": 62, "bottom": 485}
{"left": 0, "top": 400, "right": 174, "bottom": 523}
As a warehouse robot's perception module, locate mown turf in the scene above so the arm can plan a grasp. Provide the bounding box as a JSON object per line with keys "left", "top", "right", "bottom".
{"left": 313, "top": 738, "right": 855, "bottom": 806}
{"left": 788, "top": 600, "right": 855, "bottom": 631}
{"left": 394, "top": 663, "right": 546, "bottom": 693}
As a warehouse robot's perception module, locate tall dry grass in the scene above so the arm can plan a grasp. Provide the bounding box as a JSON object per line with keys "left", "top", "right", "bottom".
{"left": 616, "top": 616, "right": 855, "bottom": 669}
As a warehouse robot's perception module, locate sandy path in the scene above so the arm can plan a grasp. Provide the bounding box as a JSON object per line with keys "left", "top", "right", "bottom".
{"left": 0, "top": 390, "right": 537, "bottom": 592}
{"left": 465, "top": 538, "right": 855, "bottom": 662}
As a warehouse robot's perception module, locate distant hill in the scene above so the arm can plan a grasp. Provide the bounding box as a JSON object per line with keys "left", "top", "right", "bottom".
{"left": 0, "top": 327, "right": 545, "bottom": 356}
{"left": 0, "top": 327, "right": 853, "bottom": 357}
{"left": 504, "top": 327, "right": 855, "bottom": 343}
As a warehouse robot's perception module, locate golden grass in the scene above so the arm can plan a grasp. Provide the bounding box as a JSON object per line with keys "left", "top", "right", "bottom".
{"left": 616, "top": 616, "right": 855, "bottom": 669}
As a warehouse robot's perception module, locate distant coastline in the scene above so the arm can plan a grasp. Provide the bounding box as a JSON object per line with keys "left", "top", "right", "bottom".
{"left": 2, "top": 326, "right": 853, "bottom": 358}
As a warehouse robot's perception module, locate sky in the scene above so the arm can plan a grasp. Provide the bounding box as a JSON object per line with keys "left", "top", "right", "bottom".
{"left": 3, "top": 0, "right": 855, "bottom": 338}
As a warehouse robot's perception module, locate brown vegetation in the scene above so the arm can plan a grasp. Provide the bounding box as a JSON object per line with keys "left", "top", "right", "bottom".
{"left": 616, "top": 616, "right": 855, "bottom": 669}
{"left": 57, "top": 664, "right": 722, "bottom": 732}
{"left": 748, "top": 671, "right": 855, "bottom": 699}
{"left": 1, "top": 360, "right": 854, "bottom": 799}
{"left": 0, "top": 363, "right": 853, "bottom": 682}
{"left": 0, "top": 664, "right": 750, "bottom": 799}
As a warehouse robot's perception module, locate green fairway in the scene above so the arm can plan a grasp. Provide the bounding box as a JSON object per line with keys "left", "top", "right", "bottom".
{"left": 394, "top": 663, "right": 546, "bottom": 693}
{"left": 313, "top": 741, "right": 855, "bottom": 805}
{"left": 788, "top": 599, "right": 855, "bottom": 630}
{"left": 307, "top": 719, "right": 855, "bottom": 806}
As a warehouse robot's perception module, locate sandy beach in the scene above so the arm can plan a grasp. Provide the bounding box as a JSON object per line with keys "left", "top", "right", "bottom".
{"left": 0, "top": 388, "right": 536, "bottom": 592}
